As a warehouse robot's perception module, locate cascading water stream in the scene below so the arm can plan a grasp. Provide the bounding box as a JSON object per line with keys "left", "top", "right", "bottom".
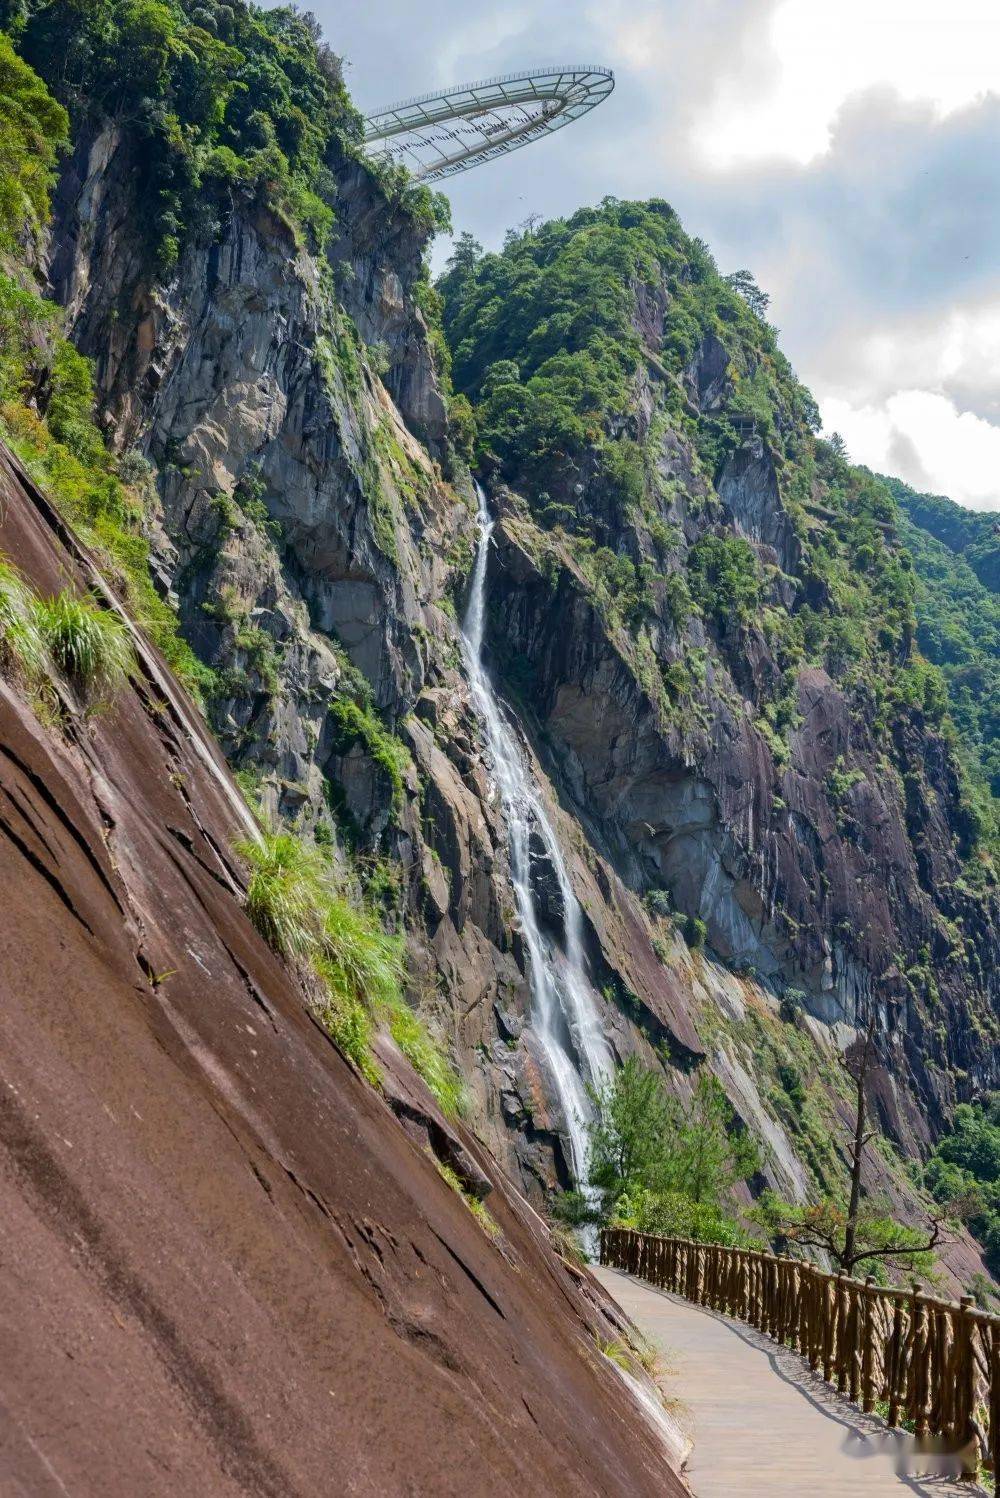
{"left": 460, "top": 485, "right": 613, "bottom": 1190}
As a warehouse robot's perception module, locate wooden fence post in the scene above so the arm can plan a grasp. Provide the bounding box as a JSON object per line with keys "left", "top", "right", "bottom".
{"left": 860, "top": 1277, "right": 877, "bottom": 1412}
{"left": 910, "top": 1281, "right": 929, "bottom": 1438}
{"left": 989, "top": 1321, "right": 999, "bottom": 1479}
{"left": 952, "top": 1295, "right": 977, "bottom": 1476}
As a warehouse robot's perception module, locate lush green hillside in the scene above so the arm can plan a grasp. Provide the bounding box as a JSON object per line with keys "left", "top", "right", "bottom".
{"left": 882, "top": 476, "right": 1000, "bottom": 807}
{"left": 924, "top": 1092, "right": 1000, "bottom": 1281}
{"left": 440, "top": 205, "right": 821, "bottom": 501}
{"left": 883, "top": 475, "right": 1000, "bottom": 593}
{"left": 439, "top": 203, "right": 996, "bottom": 857}
{"left": 0, "top": 24, "right": 211, "bottom": 695}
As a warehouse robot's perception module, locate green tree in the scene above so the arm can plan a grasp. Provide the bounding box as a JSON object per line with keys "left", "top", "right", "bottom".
{"left": 10, "top": 0, "right": 370, "bottom": 267}
{"left": 668, "top": 1073, "right": 760, "bottom": 1205}
{"left": 724, "top": 268, "right": 770, "bottom": 320}
{"left": 687, "top": 534, "right": 762, "bottom": 628}
{"left": 924, "top": 1094, "right": 1000, "bottom": 1275}
{"left": 587, "top": 1056, "right": 673, "bottom": 1216}
{"left": 586, "top": 1061, "right": 759, "bottom": 1238}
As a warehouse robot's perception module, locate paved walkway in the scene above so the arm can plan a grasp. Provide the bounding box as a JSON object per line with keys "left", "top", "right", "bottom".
{"left": 594, "top": 1267, "right": 986, "bottom": 1498}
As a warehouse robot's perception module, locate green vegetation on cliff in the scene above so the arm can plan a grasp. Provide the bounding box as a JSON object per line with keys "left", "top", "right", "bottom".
{"left": 236, "top": 825, "right": 462, "bottom": 1110}
{"left": 923, "top": 1093, "right": 1000, "bottom": 1277}
{"left": 440, "top": 204, "right": 815, "bottom": 495}
{"left": 0, "top": 27, "right": 66, "bottom": 248}
{"left": 886, "top": 475, "right": 999, "bottom": 592}
{"left": 0, "top": 0, "right": 443, "bottom": 267}
{"left": 0, "top": 34, "right": 211, "bottom": 699}
{"left": 439, "top": 198, "right": 995, "bottom": 864}
{"left": 882, "top": 475, "right": 1000, "bottom": 812}
{"left": 577, "top": 1057, "right": 761, "bottom": 1249}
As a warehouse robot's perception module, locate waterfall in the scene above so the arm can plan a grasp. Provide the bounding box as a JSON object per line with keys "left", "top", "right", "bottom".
{"left": 460, "top": 485, "right": 613, "bottom": 1189}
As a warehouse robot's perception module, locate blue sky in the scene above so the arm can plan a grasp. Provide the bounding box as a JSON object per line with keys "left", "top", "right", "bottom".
{"left": 291, "top": 0, "right": 1000, "bottom": 509}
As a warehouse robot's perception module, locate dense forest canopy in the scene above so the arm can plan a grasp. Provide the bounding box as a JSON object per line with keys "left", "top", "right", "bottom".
{"left": 886, "top": 476, "right": 1000, "bottom": 593}
{"left": 884, "top": 474, "right": 1000, "bottom": 810}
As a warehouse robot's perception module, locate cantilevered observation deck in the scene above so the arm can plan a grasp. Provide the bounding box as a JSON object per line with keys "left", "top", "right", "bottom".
{"left": 363, "top": 65, "right": 614, "bottom": 183}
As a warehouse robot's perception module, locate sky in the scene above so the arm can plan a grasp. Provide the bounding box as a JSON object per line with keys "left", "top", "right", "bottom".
{"left": 294, "top": 0, "right": 1000, "bottom": 510}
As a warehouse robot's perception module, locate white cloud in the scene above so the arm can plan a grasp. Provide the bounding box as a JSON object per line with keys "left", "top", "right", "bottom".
{"left": 700, "top": 0, "right": 1000, "bottom": 165}
{"left": 816, "top": 298, "right": 1000, "bottom": 423}
{"left": 300, "top": 0, "right": 1000, "bottom": 510}
{"left": 821, "top": 390, "right": 1000, "bottom": 509}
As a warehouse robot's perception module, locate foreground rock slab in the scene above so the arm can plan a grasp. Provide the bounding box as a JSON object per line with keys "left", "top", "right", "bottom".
{"left": 0, "top": 441, "right": 683, "bottom": 1498}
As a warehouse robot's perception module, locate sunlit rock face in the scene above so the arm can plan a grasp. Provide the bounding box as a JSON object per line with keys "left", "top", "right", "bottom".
{"left": 44, "top": 118, "right": 997, "bottom": 1294}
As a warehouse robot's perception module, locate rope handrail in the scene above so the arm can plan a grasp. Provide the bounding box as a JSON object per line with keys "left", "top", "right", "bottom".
{"left": 601, "top": 1227, "right": 1000, "bottom": 1477}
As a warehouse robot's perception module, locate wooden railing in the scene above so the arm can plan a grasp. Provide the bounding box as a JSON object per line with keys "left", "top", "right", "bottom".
{"left": 601, "top": 1227, "right": 1000, "bottom": 1476}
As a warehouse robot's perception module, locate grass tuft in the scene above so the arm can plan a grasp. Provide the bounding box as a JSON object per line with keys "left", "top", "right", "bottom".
{"left": 433, "top": 1159, "right": 501, "bottom": 1240}
{"left": 0, "top": 556, "right": 46, "bottom": 683}
{"left": 595, "top": 1330, "right": 663, "bottom": 1379}
{"left": 312, "top": 984, "right": 380, "bottom": 1086}
{"left": 234, "top": 830, "right": 327, "bottom": 959}
{"left": 33, "top": 591, "right": 133, "bottom": 705}
{"left": 236, "top": 828, "right": 460, "bottom": 1105}
{"left": 386, "top": 997, "right": 466, "bottom": 1117}
{"left": 320, "top": 896, "right": 405, "bottom": 1011}
{"left": 595, "top": 1336, "right": 633, "bottom": 1372}
{"left": 547, "top": 1220, "right": 589, "bottom": 1267}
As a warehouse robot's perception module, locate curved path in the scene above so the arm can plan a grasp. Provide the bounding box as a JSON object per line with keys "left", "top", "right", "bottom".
{"left": 594, "top": 1267, "right": 986, "bottom": 1498}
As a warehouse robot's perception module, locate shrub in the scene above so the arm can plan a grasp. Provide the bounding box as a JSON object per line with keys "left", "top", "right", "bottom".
{"left": 329, "top": 696, "right": 409, "bottom": 806}
{"left": 779, "top": 989, "right": 806, "bottom": 1025}
{"left": 776, "top": 1061, "right": 805, "bottom": 1109}
{"left": 645, "top": 888, "right": 673, "bottom": 917}
{"left": 687, "top": 534, "right": 762, "bottom": 628}
{"left": 34, "top": 591, "right": 133, "bottom": 704}
{"left": 683, "top": 913, "right": 708, "bottom": 949}
{"left": 618, "top": 1187, "right": 762, "bottom": 1249}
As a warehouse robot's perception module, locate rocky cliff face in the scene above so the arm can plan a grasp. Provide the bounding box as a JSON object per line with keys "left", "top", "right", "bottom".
{"left": 41, "top": 116, "right": 997, "bottom": 1288}
{"left": 44, "top": 120, "right": 565, "bottom": 1191}
{"left": 0, "top": 437, "right": 686, "bottom": 1496}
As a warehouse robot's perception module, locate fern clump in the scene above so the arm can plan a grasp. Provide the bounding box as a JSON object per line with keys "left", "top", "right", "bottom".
{"left": 33, "top": 591, "right": 133, "bottom": 705}
{"left": 0, "top": 556, "right": 46, "bottom": 683}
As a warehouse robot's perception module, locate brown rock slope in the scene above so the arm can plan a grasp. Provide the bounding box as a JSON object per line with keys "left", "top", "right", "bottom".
{"left": 0, "top": 441, "right": 682, "bottom": 1498}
